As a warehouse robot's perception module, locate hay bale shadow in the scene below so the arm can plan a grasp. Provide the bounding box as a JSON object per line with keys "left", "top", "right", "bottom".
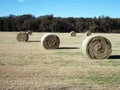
{"left": 28, "top": 40, "right": 40, "bottom": 42}
{"left": 58, "top": 47, "right": 80, "bottom": 49}
{"left": 108, "top": 55, "right": 120, "bottom": 59}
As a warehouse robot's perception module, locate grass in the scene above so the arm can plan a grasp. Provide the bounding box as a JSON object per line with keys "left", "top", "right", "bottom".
{"left": 55, "top": 51, "right": 83, "bottom": 56}
{"left": 69, "top": 76, "right": 120, "bottom": 85}
{"left": 95, "top": 60, "right": 120, "bottom": 66}
{"left": 0, "top": 32, "right": 120, "bottom": 90}
{"left": 0, "top": 53, "right": 38, "bottom": 66}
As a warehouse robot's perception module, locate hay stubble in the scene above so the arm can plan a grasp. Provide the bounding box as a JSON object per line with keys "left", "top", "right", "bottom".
{"left": 0, "top": 32, "right": 120, "bottom": 90}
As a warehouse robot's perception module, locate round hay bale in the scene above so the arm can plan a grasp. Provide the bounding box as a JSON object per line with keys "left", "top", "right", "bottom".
{"left": 16, "top": 32, "right": 29, "bottom": 42}
{"left": 41, "top": 33, "right": 60, "bottom": 49}
{"left": 70, "top": 31, "right": 76, "bottom": 37}
{"left": 82, "top": 35, "right": 112, "bottom": 59}
{"left": 26, "top": 31, "right": 32, "bottom": 35}
{"left": 85, "top": 31, "right": 92, "bottom": 36}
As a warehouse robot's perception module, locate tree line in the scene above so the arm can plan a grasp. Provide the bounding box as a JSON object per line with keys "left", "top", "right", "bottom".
{"left": 0, "top": 14, "right": 120, "bottom": 33}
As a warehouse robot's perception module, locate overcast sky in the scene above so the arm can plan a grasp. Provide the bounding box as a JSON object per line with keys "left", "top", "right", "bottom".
{"left": 0, "top": 0, "right": 119, "bottom": 18}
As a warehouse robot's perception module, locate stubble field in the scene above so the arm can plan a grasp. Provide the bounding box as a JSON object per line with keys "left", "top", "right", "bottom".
{"left": 0, "top": 32, "right": 120, "bottom": 90}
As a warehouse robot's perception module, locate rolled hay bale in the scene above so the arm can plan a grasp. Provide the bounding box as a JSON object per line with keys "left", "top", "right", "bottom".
{"left": 70, "top": 31, "right": 76, "bottom": 37}
{"left": 41, "top": 33, "right": 60, "bottom": 49}
{"left": 26, "top": 31, "right": 32, "bottom": 35}
{"left": 82, "top": 35, "right": 112, "bottom": 59}
{"left": 85, "top": 31, "right": 92, "bottom": 36}
{"left": 16, "top": 32, "right": 29, "bottom": 42}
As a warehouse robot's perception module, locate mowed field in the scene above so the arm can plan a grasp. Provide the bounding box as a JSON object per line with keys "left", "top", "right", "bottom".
{"left": 0, "top": 32, "right": 120, "bottom": 90}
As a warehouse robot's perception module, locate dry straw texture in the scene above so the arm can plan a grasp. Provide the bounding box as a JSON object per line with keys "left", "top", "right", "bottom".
{"left": 85, "top": 31, "right": 92, "bottom": 36}
{"left": 82, "top": 35, "right": 112, "bottom": 59}
{"left": 41, "top": 33, "right": 60, "bottom": 49}
{"left": 16, "top": 32, "right": 29, "bottom": 42}
{"left": 70, "top": 31, "right": 76, "bottom": 37}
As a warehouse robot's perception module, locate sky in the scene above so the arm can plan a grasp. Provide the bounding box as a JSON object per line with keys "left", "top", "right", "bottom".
{"left": 0, "top": 0, "right": 120, "bottom": 18}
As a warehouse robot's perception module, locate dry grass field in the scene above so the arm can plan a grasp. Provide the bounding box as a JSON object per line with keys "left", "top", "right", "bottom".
{"left": 0, "top": 32, "right": 120, "bottom": 90}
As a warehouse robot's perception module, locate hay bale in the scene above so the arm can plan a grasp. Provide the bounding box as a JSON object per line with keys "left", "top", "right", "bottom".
{"left": 70, "top": 31, "right": 76, "bottom": 37}
{"left": 26, "top": 31, "right": 32, "bottom": 35}
{"left": 85, "top": 31, "right": 92, "bottom": 36}
{"left": 41, "top": 33, "right": 60, "bottom": 49}
{"left": 82, "top": 35, "right": 112, "bottom": 59}
{"left": 16, "top": 32, "right": 29, "bottom": 42}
